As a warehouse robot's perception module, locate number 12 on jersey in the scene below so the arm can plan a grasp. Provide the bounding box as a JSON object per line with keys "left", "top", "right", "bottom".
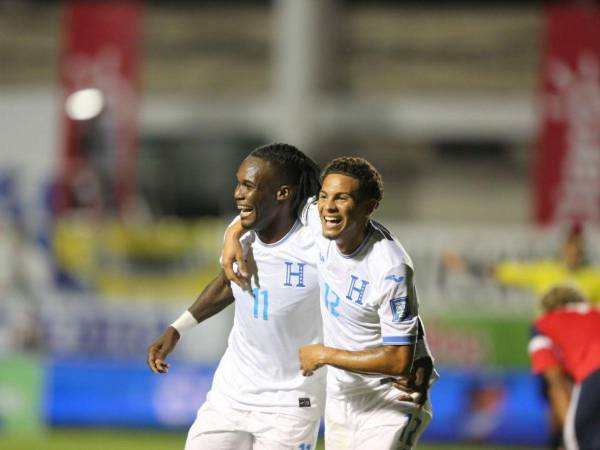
{"left": 252, "top": 288, "right": 269, "bottom": 320}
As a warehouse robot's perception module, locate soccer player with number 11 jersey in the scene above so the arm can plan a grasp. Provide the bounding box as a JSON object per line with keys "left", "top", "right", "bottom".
{"left": 148, "top": 143, "right": 325, "bottom": 450}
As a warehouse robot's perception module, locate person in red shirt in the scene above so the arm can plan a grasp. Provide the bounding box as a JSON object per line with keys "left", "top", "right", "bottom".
{"left": 529, "top": 285, "right": 600, "bottom": 450}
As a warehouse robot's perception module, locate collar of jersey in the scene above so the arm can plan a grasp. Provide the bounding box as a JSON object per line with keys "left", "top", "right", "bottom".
{"left": 335, "top": 222, "right": 375, "bottom": 259}
{"left": 255, "top": 219, "right": 301, "bottom": 247}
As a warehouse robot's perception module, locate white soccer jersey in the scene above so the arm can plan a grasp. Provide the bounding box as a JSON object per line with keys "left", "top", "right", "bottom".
{"left": 302, "top": 200, "right": 435, "bottom": 399}
{"left": 208, "top": 220, "right": 325, "bottom": 419}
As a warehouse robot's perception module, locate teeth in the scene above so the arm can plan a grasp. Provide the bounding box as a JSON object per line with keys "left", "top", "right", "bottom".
{"left": 324, "top": 216, "right": 341, "bottom": 223}
{"left": 237, "top": 206, "right": 252, "bottom": 212}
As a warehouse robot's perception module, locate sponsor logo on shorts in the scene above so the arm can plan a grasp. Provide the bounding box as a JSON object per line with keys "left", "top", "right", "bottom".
{"left": 298, "top": 397, "right": 311, "bottom": 407}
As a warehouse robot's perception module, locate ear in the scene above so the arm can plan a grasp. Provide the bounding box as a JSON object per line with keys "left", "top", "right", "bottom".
{"left": 276, "top": 185, "right": 291, "bottom": 201}
{"left": 364, "top": 198, "right": 379, "bottom": 216}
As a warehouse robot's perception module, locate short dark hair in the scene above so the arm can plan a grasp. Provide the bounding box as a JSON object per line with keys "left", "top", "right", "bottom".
{"left": 322, "top": 156, "right": 383, "bottom": 202}
{"left": 250, "top": 143, "right": 321, "bottom": 217}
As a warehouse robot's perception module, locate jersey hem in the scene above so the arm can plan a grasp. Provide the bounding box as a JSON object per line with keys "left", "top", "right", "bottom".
{"left": 206, "top": 389, "right": 324, "bottom": 420}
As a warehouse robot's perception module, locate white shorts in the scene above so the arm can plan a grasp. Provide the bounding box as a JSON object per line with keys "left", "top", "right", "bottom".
{"left": 185, "top": 397, "right": 320, "bottom": 450}
{"left": 324, "top": 388, "right": 432, "bottom": 450}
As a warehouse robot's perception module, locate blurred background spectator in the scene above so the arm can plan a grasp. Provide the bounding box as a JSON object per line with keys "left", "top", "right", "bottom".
{"left": 528, "top": 285, "right": 600, "bottom": 450}
{"left": 442, "top": 223, "right": 600, "bottom": 305}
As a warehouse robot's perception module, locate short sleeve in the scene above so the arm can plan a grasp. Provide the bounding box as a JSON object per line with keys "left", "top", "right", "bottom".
{"left": 378, "top": 264, "right": 419, "bottom": 346}
{"left": 528, "top": 325, "right": 560, "bottom": 374}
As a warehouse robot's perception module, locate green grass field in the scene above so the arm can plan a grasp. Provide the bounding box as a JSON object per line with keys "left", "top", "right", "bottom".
{"left": 0, "top": 429, "right": 546, "bottom": 450}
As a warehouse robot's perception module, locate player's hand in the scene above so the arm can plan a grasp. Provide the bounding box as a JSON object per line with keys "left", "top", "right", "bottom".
{"left": 392, "top": 356, "right": 433, "bottom": 407}
{"left": 222, "top": 222, "right": 249, "bottom": 289}
{"left": 299, "top": 344, "right": 327, "bottom": 376}
{"left": 147, "top": 327, "right": 180, "bottom": 374}
{"left": 392, "top": 376, "right": 423, "bottom": 404}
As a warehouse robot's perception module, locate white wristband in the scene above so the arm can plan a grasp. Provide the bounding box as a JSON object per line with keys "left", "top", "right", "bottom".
{"left": 170, "top": 310, "right": 198, "bottom": 335}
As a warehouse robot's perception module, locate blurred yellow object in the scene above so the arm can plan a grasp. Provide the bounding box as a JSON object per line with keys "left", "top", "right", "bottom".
{"left": 53, "top": 218, "right": 100, "bottom": 288}
{"left": 495, "top": 260, "right": 600, "bottom": 305}
{"left": 96, "top": 268, "right": 218, "bottom": 299}
{"left": 52, "top": 217, "right": 226, "bottom": 299}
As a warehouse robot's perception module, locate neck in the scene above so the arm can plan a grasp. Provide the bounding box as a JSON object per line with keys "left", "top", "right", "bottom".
{"left": 336, "top": 221, "right": 371, "bottom": 256}
{"left": 256, "top": 211, "right": 296, "bottom": 244}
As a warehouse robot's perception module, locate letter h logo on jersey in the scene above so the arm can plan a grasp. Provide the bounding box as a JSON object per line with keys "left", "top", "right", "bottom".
{"left": 346, "top": 275, "right": 369, "bottom": 305}
{"left": 284, "top": 262, "right": 306, "bottom": 288}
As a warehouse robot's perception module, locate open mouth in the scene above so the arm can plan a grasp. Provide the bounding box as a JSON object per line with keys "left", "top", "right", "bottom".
{"left": 322, "top": 215, "right": 342, "bottom": 230}
{"left": 237, "top": 205, "right": 254, "bottom": 220}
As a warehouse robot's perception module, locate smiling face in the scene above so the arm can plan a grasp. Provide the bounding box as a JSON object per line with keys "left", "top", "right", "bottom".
{"left": 234, "top": 156, "right": 282, "bottom": 231}
{"left": 318, "top": 173, "right": 377, "bottom": 250}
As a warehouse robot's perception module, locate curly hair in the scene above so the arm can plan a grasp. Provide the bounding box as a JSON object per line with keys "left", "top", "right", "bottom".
{"left": 321, "top": 156, "right": 384, "bottom": 202}
{"left": 250, "top": 143, "right": 321, "bottom": 217}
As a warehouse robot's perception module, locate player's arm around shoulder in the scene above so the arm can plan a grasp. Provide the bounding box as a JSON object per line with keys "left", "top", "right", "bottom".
{"left": 221, "top": 218, "right": 250, "bottom": 288}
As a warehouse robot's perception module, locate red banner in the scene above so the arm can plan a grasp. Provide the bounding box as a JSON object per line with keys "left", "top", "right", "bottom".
{"left": 57, "top": 1, "right": 142, "bottom": 216}
{"left": 534, "top": 6, "right": 600, "bottom": 225}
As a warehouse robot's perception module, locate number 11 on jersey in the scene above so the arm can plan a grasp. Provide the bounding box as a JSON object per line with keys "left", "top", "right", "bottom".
{"left": 252, "top": 288, "right": 269, "bottom": 320}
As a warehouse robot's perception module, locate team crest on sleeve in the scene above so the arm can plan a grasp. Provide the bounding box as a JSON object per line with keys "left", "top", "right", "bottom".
{"left": 390, "top": 296, "right": 410, "bottom": 322}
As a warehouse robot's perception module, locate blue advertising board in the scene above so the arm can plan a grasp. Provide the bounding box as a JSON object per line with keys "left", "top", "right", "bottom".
{"left": 44, "top": 358, "right": 215, "bottom": 428}
{"left": 424, "top": 368, "right": 549, "bottom": 445}
{"left": 44, "top": 359, "right": 551, "bottom": 445}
